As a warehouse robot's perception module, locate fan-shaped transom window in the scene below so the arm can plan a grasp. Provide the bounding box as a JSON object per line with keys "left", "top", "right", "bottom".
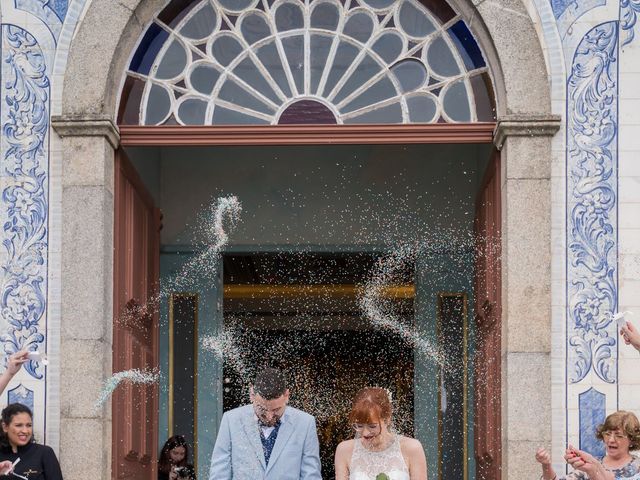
{"left": 119, "top": 0, "right": 496, "bottom": 125}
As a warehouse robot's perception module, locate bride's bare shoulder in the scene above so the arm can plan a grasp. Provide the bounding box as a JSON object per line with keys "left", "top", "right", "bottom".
{"left": 335, "top": 438, "right": 356, "bottom": 456}
{"left": 399, "top": 436, "right": 425, "bottom": 455}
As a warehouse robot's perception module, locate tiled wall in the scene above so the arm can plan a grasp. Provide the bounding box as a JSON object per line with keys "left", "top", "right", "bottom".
{"left": 0, "top": 0, "right": 86, "bottom": 451}
{"left": 537, "top": 0, "right": 640, "bottom": 474}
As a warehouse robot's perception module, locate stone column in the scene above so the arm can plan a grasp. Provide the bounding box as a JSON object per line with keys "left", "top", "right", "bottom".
{"left": 494, "top": 115, "right": 561, "bottom": 478}
{"left": 51, "top": 117, "right": 119, "bottom": 480}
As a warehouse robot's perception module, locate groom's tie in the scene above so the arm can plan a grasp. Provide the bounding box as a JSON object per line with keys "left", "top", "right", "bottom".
{"left": 259, "top": 420, "right": 281, "bottom": 466}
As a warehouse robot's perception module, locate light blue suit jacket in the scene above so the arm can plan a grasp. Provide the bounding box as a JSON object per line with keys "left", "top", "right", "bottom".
{"left": 208, "top": 404, "right": 322, "bottom": 480}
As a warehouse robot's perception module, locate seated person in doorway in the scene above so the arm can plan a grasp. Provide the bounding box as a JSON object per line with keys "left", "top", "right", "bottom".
{"left": 208, "top": 367, "right": 322, "bottom": 480}
{"left": 0, "top": 403, "right": 63, "bottom": 480}
{"left": 159, "top": 435, "right": 196, "bottom": 480}
{"left": 536, "top": 410, "right": 640, "bottom": 479}
{"left": 334, "top": 387, "right": 427, "bottom": 480}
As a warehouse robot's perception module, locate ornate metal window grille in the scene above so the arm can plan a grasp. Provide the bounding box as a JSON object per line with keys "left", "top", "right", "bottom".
{"left": 120, "top": 0, "right": 495, "bottom": 125}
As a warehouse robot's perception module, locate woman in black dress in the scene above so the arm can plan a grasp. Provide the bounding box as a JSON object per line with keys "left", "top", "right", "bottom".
{"left": 0, "top": 403, "right": 63, "bottom": 479}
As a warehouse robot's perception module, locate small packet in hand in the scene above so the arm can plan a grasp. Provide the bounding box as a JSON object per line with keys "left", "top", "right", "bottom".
{"left": 26, "top": 351, "right": 48, "bottom": 366}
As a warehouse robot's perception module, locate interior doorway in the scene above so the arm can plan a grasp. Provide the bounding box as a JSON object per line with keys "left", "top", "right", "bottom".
{"left": 123, "top": 141, "right": 495, "bottom": 479}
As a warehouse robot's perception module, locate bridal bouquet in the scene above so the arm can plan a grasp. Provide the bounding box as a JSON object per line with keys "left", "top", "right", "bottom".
{"left": 375, "top": 474, "right": 390, "bottom": 480}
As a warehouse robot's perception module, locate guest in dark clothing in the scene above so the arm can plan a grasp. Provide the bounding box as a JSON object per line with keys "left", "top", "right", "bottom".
{"left": 0, "top": 403, "right": 63, "bottom": 480}
{"left": 158, "top": 435, "right": 196, "bottom": 480}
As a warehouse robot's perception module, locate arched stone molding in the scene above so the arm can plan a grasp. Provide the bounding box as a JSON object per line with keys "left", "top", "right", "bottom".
{"left": 60, "top": 0, "right": 553, "bottom": 120}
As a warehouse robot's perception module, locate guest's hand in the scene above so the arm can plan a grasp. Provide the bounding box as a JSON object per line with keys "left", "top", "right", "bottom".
{"left": 621, "top": 320, "right": 640, "bottom": 351}
{"left": 565, "top": 446, "right": 607, "bottom": 477}
{"left": 536, "top": 447, "right": 552, "bottom": 465}
{"left": 6, "top": 351, "right": 29, "bottom": 376}
{"left": 169, "top": 467, "right": 178, "bottom": 480}
{"left": 0, "top": 460, "right": 12, "bottom": 475}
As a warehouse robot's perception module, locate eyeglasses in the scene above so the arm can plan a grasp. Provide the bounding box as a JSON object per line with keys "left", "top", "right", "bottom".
{"left": 603, "top": 431, "right": 628, "bottom": 440}
{"left": 352, "top": 423, "right": 381, "bottom": 432}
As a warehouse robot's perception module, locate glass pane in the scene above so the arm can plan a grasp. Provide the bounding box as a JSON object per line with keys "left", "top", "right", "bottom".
{"left": 256, "top": 42, "right": 293, "bottom": 97}
{"left": 177, "top": 97, "right": 208, "bottom": 124}
{"left": 442, "top": 79, "right": 471, "bottom": 121}
{"left": 344, "top": 102, "right": 403, "bottom": 123}
{"left": 145, "top": 84, "right": 172, "bottom": 124}
{"left": 341, "top": 76, "right": 397, "bottom": 113}
{"left": 397, "top": 1, "right": 435, "bottom": 38}
{"left": 233, "top": 57, "right": 281, "bottom": 104}
{"left": 361, "top": 0, "right": 396, "bottom": 10}
{"left": 281, "top": 35, "right": 305, "bottom": 94}
{"left": 426, "top": 35, "right": 460, "bottom": 77}
{"left": 275, "top": 2, "right": 304, "bottom": 31}
{"left": 212, "top": 105, "right": 270, "bottom": 124}
{"left": 333, "top": 54, "right": 382, "bottom": 104}
{"left": 218, "top": 79, "right": 275, "bottom": 114}
{"left": 470, "top": 72, "right": 495, "bottom": 121}
{"left": 391, "top": 59, "right": 428, "bottom": 93}
{"left": 310, "top": 2, "right": 340, "bottom": 30}
{"left": 322, "top": 41, "right": 359, "bottom": 97}
{"left": 210, "top": 34, "right": 243, "bottom": 67}
{"left": 371, "top": 30, "right": 404, "bottom": 64}
{"left": 310, "top": 34, "right": 334, "bottom": 94}
{"left": 344, "top": 12, "right": 375, "bottom": 43}
{"left": 217, "top": 0, "right": 258, "bottom": 13}
{"left": 129, "top": 23, "right": 168, "bottom": 75}
{"left": 448, "top": 21, "right": 486, "bottom": 70}
{"left": 156, "top": 40, "right": 188, "bottom": 79}
{"left": 240, "top": 11, "right": 271, "bottom": 44}
{"left": 407, "top": 94, "right": 437, "bottom": 122}
{"left": 180, "top": 3, "right": 217, "bottom": 40}
{"left": 189, "top": 63, "right": 220, "bottom": 95}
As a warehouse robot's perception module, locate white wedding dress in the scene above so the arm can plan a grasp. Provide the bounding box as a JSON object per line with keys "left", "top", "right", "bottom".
{"left": 349, "top": 434, "right": 410, "bottom": 480}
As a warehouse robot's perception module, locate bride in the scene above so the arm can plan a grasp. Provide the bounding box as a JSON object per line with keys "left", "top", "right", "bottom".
{"left": 335, "top": 387, "right": 428, "bottom": 480}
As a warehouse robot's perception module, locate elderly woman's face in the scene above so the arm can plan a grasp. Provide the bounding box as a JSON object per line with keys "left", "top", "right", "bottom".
{"left": 603, "top": 428, "right": 631, "bottom": 459}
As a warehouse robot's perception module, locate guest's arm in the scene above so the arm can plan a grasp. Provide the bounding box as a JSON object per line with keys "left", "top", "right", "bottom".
{"left": 0, "top": 461, "right": 13, "bottom": 476}
{"left": 0, "top": 351, "right": 28, "bottom": 396}
{"left": 536, "top": 447, "right": 558, "bottom": 480}
{"left": 301, "top": 416, "right": 322, "bottom": 480}
{"left": 208, "top": 413, "right": 232, "bottom": 480}
{"left": 621, "top": 320, "right": 640, "bottom": 352}
{"left": 565, "top": 447, "right": 614, "bottom": 480}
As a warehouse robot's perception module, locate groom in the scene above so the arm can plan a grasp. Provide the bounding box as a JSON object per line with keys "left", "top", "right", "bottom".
{"left": 208, "top": 367, "right": 322, "bottom": 479}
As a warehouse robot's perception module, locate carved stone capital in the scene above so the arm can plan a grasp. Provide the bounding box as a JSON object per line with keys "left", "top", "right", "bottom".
{"left": 51, "top": 116, "right": 120, "bottom": 149}
{"left": 493, "top": 114, "right": 562, "bottom": 150}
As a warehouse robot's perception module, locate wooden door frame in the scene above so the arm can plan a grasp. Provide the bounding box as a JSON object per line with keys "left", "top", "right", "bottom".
{"left": 113, "top": 148, "right": 161, "bottom": 479}
{"left": 119, "top": 123, "right": 495, "bottom": 146}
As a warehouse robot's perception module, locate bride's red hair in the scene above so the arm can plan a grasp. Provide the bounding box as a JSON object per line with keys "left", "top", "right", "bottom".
{"left": 349, "top": 387, "right": 392, "bottom": 424}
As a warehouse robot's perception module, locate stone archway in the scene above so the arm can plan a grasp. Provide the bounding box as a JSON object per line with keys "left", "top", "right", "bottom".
{"left": 52, "top": 1, "right": 559, "bottom": 478}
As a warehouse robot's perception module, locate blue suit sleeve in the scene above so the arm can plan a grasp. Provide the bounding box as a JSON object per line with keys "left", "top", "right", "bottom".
{"left": 209, "top": 412, "right": 232, "bottom": 480}
{"left": 300, "top": 416, "right": 322, "bottom": 480}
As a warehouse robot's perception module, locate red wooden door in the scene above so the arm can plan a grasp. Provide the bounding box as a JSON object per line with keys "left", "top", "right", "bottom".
{"left": 113, "top": 149, "right": 160, "bottom": 479}
{"left": 473, "top": 149, "right": 502, "bottom": 480}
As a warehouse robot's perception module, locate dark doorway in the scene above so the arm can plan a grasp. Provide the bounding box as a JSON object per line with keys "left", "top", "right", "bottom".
{"left": 222, "top": 251, "right": 415, "bottom": 478}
